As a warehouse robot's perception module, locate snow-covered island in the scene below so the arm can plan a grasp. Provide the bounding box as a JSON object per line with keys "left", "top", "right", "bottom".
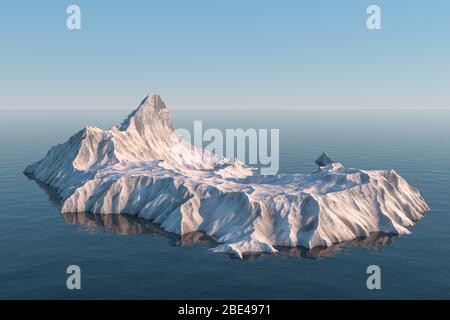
{"left": 25, "top": 94, "right": 429, "bottom": 258}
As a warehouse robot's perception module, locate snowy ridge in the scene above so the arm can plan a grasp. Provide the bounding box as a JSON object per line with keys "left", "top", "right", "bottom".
{"left": 25, "top": 94, "right": 429, "bottom": 258}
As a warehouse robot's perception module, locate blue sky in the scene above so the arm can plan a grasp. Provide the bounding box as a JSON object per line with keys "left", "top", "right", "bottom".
{"left": 1, "top": 0, "right": 449, "bottom": 109}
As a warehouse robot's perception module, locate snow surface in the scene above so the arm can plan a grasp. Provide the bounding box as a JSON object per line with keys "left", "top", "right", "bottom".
{"left": 25, "top": 94, "right": 430, "bottom": 258}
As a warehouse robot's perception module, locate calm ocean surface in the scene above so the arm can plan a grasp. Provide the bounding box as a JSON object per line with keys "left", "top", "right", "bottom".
{"left": 0, "top": 108, "right": 449, "bottom": 299}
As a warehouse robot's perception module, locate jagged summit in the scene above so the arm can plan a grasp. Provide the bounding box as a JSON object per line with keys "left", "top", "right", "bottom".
{"left": 118, "top": 94, "right": 172, "bottom": 131}
{"left": 140, "top": 94, "right": 167, "bottom": 110}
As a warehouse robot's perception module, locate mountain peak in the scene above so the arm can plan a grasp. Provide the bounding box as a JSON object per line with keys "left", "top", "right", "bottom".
{"left": 315, "top": 152, "right": 335, "bottom": 167}
{"left": 118, "top": 93, "right": 172, "bottom": 131}
{"left": 139, "top": 94, "right": 166, "bottom": 111}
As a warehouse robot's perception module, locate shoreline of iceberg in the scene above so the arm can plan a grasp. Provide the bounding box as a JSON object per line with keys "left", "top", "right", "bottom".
{"left": 25, "top": 94, "right": 430, "bottom": 258}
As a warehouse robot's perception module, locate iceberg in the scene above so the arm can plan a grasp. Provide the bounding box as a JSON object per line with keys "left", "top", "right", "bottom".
{"left": 25, "top": 94, "right": 430, "bottom": 258}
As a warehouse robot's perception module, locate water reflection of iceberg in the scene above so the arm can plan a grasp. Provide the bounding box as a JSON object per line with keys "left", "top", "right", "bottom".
{"left": 275, "top": 232, "right": 395, "bottom": 259}
{"left": 62, "top": 212, "right": 217, "bottom": 247}
{"left": 61, "top": 212, "right": 397, "bottom": 260}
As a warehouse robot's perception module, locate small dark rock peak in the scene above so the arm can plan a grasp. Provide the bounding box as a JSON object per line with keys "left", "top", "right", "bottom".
{"left": 315, "top": 152, "right": 335, "bottom": 167}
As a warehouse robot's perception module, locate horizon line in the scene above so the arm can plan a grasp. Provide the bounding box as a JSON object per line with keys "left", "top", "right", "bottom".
{"left": 1, "top": 106, "right": 449, "bottom": 111}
